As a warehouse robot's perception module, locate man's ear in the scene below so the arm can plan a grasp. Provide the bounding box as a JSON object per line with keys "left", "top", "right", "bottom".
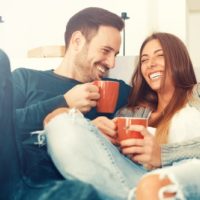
{"left": 70, "top": 31, "right": 86, "bottom": 51}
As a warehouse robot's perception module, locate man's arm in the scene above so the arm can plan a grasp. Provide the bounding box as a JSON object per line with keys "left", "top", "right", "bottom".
{"left": 15, "top": 95, "right": 67, "bottom": 132}
{"left": 12, "top": 68, "right": 68, "bottom": 132}
{"left": 12, "top": 68, "right": 100, "bottom": 133}
{"left": 161, "top": 137, "right": 200, "bottom": 166}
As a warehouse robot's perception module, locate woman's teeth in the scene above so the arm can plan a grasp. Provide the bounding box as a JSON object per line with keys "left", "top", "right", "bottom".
{"left": 149, "top": 72, "right": 162, "bottom": 80}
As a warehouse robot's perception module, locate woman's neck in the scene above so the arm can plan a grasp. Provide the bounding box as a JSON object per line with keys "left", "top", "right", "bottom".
{"left": 157, "top": 87, "right": 175, "bottom": 113}
{"left": 148, "top": 88, "right": 175, "bottom": 127}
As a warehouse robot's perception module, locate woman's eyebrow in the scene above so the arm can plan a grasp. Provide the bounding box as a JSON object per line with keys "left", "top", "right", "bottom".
{"left": 154, "top": 49, "right": 163, "bottom": 53}
{"left": 141, "top": 49, "right": 163, "bottom": 58}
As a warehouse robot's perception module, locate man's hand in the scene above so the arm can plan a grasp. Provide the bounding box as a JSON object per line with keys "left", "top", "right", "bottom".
{"left": 92, "top": 117, "right": 118, "bottom": 145}
{"left": 120, "top": 125, "right": 161, "bottom": 169}
{"left": 64, "top": 83, "right": 100, "bottom": 113}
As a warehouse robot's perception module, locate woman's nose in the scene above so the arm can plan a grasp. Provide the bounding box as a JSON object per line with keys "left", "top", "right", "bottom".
{"left": 147, "top": 57, "right": 156, "bottom": 69}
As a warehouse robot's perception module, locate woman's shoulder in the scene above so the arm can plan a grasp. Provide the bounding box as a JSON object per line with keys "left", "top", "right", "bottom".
{"left": 192, "top": 83, "right": 200, "bottom": 94}
{"left": 115, "top": 106, "right": 152, "bottom": 118}
{"left": 189, "top": 83, "right": 200, "bottom": 110}
{"left": 191, "top": 83, "right": 200, "bottom": 99}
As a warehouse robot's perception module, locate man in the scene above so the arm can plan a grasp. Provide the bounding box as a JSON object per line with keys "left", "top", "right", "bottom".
{"left": 12, "top": 7, "right": 131, "bottom": 193}
{"left": 0, "top": 48, "right": 104, "bottom": 200}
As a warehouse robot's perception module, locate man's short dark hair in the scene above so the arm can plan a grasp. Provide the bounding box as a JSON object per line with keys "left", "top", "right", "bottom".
{"left": 64, "top": 7, "right": 124, "bottom": 50}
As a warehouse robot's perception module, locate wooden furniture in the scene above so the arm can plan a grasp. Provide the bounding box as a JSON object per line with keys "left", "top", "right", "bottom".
{"left": 27, "top": 45, "right": 65, "bottom": 58}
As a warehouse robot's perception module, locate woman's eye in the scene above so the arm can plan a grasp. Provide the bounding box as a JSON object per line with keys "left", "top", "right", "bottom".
{"left": 141, "top": 59, "right": 148, "bottom": 63}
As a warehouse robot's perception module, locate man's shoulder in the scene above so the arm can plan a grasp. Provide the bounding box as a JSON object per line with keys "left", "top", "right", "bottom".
{"left": 12, "top": 67, "right": 53, "bottom": 79}
{"left": 12, "top": 67, "right": 50, "bottom": 75}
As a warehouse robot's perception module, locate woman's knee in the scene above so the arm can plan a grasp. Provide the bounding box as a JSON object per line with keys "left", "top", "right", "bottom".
{"left": 135, "top": 174, "right": 175, "bottom": 200}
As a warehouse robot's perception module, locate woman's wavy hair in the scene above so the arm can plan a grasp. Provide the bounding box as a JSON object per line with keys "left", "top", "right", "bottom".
{"left": 128, "top": 32, "right": 197, "bottom": 143}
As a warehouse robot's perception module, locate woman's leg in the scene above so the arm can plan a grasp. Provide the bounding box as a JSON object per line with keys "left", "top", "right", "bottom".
{"left": 45, "top": 109, "right": 147, "bottom": 200}
{"left": 136, "top": 159, "right": 200, "bottom": 200}
{"left": 136, "top": 174, "right": 175, "bottom": 200}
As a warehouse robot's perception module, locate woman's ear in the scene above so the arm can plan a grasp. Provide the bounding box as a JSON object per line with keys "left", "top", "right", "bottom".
{"left": 70, "top": 31, "right": 86, "bottom": 51}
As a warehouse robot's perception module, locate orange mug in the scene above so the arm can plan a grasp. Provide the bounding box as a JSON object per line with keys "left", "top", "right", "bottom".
{"left": 116, "top": 117, "right": 148, "bottom": 141}
{"left": 93, "top": 80, "right": 119, "bottom": 113}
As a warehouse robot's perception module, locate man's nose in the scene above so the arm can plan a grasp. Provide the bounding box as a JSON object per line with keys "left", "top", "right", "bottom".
{"left": 105, "top": 54, "right": 116, "bottom": 69}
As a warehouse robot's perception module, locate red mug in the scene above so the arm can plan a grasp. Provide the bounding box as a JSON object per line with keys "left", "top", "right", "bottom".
{"left": 116, "top": 117, "right": 148, "bottom": 141}
{"left": 93, "top": 80, "right": 119, "bottom": 113}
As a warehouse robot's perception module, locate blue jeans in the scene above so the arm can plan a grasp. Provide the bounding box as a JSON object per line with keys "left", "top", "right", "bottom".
{"left": 46, "top": 110, "right": 200, "bottom": 200}
{"left": 145, "top": 159, "right": 200, "bottom": 200}
{"left": 45, "top": 110, "right": 147, "bottom": 200}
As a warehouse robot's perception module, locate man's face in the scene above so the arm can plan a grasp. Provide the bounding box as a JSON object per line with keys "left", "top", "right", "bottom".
{"left": 74, "top": 26, "right": 121, "bottom": 82}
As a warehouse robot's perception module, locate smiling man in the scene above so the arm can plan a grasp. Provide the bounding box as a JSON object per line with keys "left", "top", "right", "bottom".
{"left": 12, "top": 7, "right": 131, "bottom": 192}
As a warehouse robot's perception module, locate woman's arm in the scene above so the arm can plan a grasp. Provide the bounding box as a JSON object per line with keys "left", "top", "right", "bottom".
{"left": 161, "top": 137, "right": 200, "bottom": 166}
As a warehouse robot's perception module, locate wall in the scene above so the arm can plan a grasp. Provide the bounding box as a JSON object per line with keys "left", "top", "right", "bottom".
{"left": 187, "top": 0, "right": 200, "bottom": 81}
{"left": 0, "top": 0, "right": 189, "bottom": 68}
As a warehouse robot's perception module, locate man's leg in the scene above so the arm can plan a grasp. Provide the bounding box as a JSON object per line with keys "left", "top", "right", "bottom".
{"left": 16, "top": 178, "right": 102, "bottom": 200}
{"left": 0, "top": 49, "right": 21, "bottom": 199}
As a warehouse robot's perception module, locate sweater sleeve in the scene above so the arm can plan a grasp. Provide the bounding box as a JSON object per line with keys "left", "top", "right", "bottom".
{"left": 161, "top": 137, "right": 200, "bottom": 167}
{"left": 15, "top": 95, "right": 67, "bottom": 132}
{"left": 12, "top": 68, "right": 68, "bottom": 132}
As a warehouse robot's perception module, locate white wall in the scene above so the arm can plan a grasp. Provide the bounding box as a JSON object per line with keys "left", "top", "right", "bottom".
{"left": 188, "top": 12, "right": 200, "bottom": 81}
{"left": 0, "top": 0, "right": 150, "bottom": 60}
{"left": 156, "top": 0, "right": 187, "bottom": 42}
{"left": 0, "top": 0, "right": 189, "bottom": 68}
{"left": 1, "top": 0, "right": 200, "bottom": 81}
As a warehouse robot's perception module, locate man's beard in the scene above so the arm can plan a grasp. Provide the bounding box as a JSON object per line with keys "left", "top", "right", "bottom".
{"left": 74, "top": 46, "right": 92, "bottom": 81}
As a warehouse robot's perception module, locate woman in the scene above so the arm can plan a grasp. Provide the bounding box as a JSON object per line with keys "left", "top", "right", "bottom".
{"left": 118, "top": 32, "right": 199, "bottom": 168}
{"left": 117, "top": 32, "right": 200, "bottom": 199}
{"left": 44, "top": 32, "right": 200, "bottom": 200}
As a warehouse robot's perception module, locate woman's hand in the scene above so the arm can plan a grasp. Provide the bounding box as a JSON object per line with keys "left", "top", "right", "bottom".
{"left": 92, "top": 117, "right": 118, "bottom": 145}
{"left": 120, "top": 125, "right": 161, "bottom": 169}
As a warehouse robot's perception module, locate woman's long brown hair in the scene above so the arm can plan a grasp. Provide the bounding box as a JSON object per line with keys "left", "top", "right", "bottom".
{"left": 128, "top": 32, "right": 197, "bottom": 144}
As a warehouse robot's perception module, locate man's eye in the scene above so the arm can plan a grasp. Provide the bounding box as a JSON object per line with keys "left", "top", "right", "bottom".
{"left": 102, "top": 49, "right": 110, "bottom": 54}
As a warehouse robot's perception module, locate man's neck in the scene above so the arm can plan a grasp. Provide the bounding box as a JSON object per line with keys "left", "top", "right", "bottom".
{"left": 54, "top": 54, "right": 75, "bottom": 79}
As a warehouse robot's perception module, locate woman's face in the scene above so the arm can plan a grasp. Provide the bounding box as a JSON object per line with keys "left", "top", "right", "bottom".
{"left": 140, "top": 39, "right": 173, "bottom": 93}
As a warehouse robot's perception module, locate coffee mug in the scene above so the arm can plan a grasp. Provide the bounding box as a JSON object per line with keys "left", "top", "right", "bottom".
{"left": 93, "top": 80, "right": 119, "bottom": 113}
{"left": 116, "top": 117, "right": 148, "bottom": 141}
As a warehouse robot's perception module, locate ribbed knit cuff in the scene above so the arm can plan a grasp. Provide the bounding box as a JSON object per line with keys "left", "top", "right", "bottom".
{"left": 161, "top": 139, "right": 200, "bottom": 167}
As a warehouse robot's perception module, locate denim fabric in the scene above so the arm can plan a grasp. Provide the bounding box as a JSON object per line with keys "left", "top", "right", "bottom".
{"left": 46, "top": 110, "right": 147, "bottom": 200}
{"left": 14, "top": 178, "right": 101, "bottom": 200}
{"left": 146, "top": 159, "right": 200, "bottom": 200}
{"left": 46, "top": 110, "right": 200, "bottom": 200}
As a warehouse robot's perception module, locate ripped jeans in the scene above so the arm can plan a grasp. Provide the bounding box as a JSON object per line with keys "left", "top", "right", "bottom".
{"left": 44, "top": 109, "right": 200, "bottom": 200}
{"left": 144, "top": 159, "right": 200, "bottom": 200}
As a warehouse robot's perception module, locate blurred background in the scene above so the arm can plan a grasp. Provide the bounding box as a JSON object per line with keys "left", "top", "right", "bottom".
{"left": 0, "top": 0, "right": 200, "bottom": 82}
